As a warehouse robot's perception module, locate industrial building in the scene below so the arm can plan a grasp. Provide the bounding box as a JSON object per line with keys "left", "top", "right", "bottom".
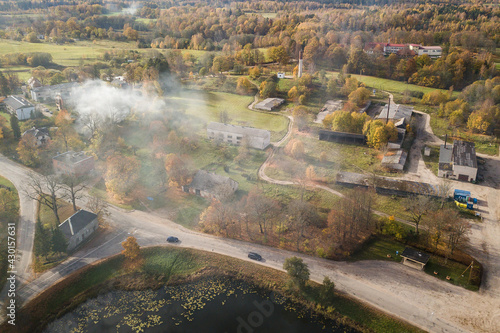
{"left": 381, "top": 149, "right": 408, "bottom": 171}
{"left": 319, "top": 130, "right": 366, "bottom": 145}
{"left": 438, "top": 140, "right": 478, "bottom": 182}
{"left": 52, "top": 151, "right": 95, "bottom": 177}
{"left": 254, "top": 98, "right": 285, "bottom": 111}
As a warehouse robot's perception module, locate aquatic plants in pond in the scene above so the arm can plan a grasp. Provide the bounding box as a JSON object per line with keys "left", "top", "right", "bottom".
{"left": 45, "top": 277, "right": 360, "bottom": 333}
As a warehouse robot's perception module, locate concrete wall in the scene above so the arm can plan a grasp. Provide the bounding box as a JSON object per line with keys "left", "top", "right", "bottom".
{"left": 453, "top": 165, "right": 477, "bottom": 182}
{"left": 16, "top": 107, "right": 34, "bottom": 120}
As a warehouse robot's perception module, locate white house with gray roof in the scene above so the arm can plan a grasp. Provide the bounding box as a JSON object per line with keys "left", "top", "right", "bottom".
{"left": 3, "top": 95, "right": 35, "bottom": 120}
{"left": 58, "top": 209, "right": 98, "bottom": 251}
{"left": 207, "top": 122, "right": 271, "bottom": 150}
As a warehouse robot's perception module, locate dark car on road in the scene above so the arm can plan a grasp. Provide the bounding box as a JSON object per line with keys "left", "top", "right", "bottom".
{"left": 167, "top": 236, "right": 179, "bottom": 243}
{"left": 248, "top": 252, "right": 262, "bottom": 261}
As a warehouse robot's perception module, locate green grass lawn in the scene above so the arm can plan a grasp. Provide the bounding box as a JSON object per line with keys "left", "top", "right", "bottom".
{"left": 0, "top": 176, "right": 19, "bottom": 291}
{"left": 0, "top": 111, "right": 12, "bottom": 123}
{"left": 327, "top": 71, "right": 459, "bottom": 97}
{"left": 164, "top": 91, "right": 289, "bottom": 141}
{"left": 424, "top": 257, "right": 479, "bottom": 291}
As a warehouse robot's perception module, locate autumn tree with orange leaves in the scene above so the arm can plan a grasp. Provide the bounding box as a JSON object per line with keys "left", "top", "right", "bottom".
{"left": 121, "top": 236, "right": 143, "bottom": 270}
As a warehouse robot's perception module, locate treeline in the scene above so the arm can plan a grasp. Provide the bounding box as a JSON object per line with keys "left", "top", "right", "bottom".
{"left": 3, "top": 1, "right": 499, "bottom": 51}
{"left": 0, "top": 52, "right": 53, "bottom": 67}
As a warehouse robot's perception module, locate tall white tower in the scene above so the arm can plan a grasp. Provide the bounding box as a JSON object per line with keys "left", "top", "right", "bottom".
{"left": 298, "top": 50, "right": 303, "bottom": 78}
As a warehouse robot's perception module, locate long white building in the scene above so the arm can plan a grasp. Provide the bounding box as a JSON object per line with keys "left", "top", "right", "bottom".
{"left": 207, "top": 122, "right": 271, "bottom": 150}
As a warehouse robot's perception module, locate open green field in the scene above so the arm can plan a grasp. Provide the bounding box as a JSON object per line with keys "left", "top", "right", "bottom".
{"left": 0, "top": 38, "right": 216, "bottom": 69}
{"left": 165, "top": 91, "right": 289, "bottom": 141}
{"left": 328, "top": 71, "right": 458, "bottom": 97}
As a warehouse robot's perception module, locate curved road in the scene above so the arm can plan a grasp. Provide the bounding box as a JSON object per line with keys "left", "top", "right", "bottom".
{"left": 1, "top": 105, "right": 500, "bottom": 332}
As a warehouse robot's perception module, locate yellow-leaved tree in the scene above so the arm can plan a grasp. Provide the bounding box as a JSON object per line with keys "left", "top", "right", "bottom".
{"left": 105, "top": 154, "right": 140, "bottom": 201}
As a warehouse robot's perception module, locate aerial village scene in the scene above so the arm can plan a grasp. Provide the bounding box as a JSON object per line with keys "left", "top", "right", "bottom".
{"left": 0, "top": 0, "right": 499, "bottom": 332}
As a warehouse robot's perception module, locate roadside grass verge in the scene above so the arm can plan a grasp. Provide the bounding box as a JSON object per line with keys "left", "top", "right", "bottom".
{"left": 7, "top": 247, "right": 424, "bottom": 333}
{"left": 33, "top": 199, "right": 76, "bottom": 273}
{"left": 422, "top": 145, "right": 440, "bottom": 176}
{"left": 0, "top": 176, "right": 19, "bottom": 291}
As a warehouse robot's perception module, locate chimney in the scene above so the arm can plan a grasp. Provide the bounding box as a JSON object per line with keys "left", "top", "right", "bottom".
{"left": 386, "top": 98, "right": 390, "bottom": 124}
{"left": 298, "top": 50, "right": 303, "bottom": 78}
{"left": 444, "top": 133, "right": 447, "bottom": 148}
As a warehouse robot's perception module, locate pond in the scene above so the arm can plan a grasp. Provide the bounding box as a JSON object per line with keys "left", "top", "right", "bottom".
{"left": 44, "top": 277, "right": 360, "bottom": 333}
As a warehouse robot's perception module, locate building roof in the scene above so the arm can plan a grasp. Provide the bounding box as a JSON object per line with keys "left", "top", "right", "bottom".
{"left": 22, "top": 127, "right": 49, "bottom": 138}
{"left": 452, "top": 140, "right": 477, "bottom": 168}
{"left": 421, "top": 46, "right": 442, "bottom": 50}
{"left": 3, "top": 95, "right": 33, "bottom": 110}
{"left": 254, "top": 98, "right": 285, "bottom": 110}
{"left": 207, "top": 122, "right": 270, "bottom": 139}
{"left": 58, "top": 209, "right": 97, "bottom": 240}
{"left": 381, "top": 149, "right": 407, "bottom": 166}
{"left": 186, "top": 170, "right": 237, "bottom": 194}
{"left": 53, "top": 151, "right": 93, "bottom": 164}
{"left": 32, "top": 82, "right": 78, "bottom": 93}
{"left": 439, "top": 144, "right": 453, "bottom": 165}
{"left": 386, "top": 43, "right": 406, "bottom": 47}
{"left": 401, "top": 247, "right": 431, "bottom": 265}
{"left": 377, "top": 103, "right": 413, "bottom": 122}
{"left": 319, "top": 130, "right": 365, "bottom": 140}
{"left": 454, "top": 189, "right": 471, "bottom": 197}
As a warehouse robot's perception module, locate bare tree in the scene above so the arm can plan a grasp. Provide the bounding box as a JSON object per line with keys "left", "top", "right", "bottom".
{"left": 24, "top": 172, "right": 64, "bottom": 225}
{"left": 80, "top": 112, "right": 101, "bottom": 137}
{"left": 245, "top": 188, "right": 279, "bottom": 242}
{"left": 288, "top": 199, "right": 318, "bottom": 250}
{"left": 87, "top": 195, "right": 110, "bottom": 224}
{"left": 328, "top": 188, "right": 374, "bottom": 247}
{"left": 424, "top": 208, "right": 454, "bottom": 251}
{"left": 437, "top": 179, "right": 452, "bottom": 208}
{"left": 60, "top": 174, "right": 88, "bottom": 212}
{"left": 446, "top": 218, "right": 471, "bottom": 257}
{"left": 406, "top": 195, "right": 434, "bottom": 235}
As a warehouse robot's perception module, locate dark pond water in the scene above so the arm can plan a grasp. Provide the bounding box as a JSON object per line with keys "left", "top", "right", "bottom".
{"left": 44, "top": 277, "right": 360, "bottom": 333}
